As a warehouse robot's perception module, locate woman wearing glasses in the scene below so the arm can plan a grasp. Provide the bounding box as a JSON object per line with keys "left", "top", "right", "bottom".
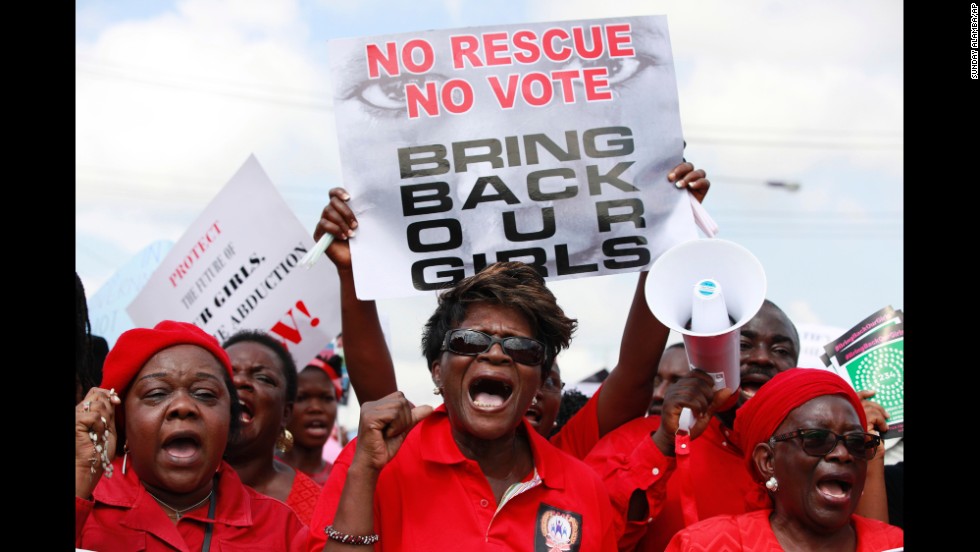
{"left": 316, "top": 261, "right": 618, "bottom": 550}
{"left": 308, "top": 158, "right": 708, "bottom": 454}
{"left": 307, "top": 162, "right": 705, "bottom": 550}
{"left": 664, "top": 368, "right": 903, "bottom": 551}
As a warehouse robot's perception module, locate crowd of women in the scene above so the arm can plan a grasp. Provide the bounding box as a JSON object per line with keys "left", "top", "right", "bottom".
{"left": 75, "top": 161, "right": 902, "bottom": 551}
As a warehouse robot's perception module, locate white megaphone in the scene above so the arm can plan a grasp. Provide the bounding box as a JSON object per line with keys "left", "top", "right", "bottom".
{"left": 644, "top": 238, "right": 767, "bottom": 432}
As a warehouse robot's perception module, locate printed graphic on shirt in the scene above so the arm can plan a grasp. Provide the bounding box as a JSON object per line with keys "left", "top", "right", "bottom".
{"left": 535, "top": 502, "right": 582, "bottom": 552}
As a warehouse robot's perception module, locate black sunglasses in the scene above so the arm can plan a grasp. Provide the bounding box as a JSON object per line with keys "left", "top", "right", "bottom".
{"left": 770, "top": 428, "right": 881, "bottom": 461}
{"left": 441, "top": 329, "right": 545, "bottom": 366}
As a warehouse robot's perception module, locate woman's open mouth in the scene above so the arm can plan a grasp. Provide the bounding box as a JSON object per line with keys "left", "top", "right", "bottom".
{"left": 525, "top": 403, "right": 543, "bottom": 426}
{"left": 304, "top": 419, "right": 331, "bottom": 437}
{"left": 815, "top": 473, "right": 855, "bottom": 505}
{"left": 739, "top": 375, "right": 771, "bottom": 401}
{"left": 161, "top": 431, "right": 203, "bottom": 464}
{"left": 469, "top": 376, "right": 514, "bottom": 411}
{"left": 239, "top": 400, "right": 254, "bottom": 424}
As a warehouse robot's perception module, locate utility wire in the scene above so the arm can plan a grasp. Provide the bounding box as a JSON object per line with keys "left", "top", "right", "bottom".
{"left": 685, "top": 125, "right": 901, "bottom": 137}
{"left": 76, "top": 60, "right": 335, "bottom": 111}
{"left": 687, "top": 137, "right": 901, "bottom": 150}
{"left": 76, "top": 57, "right": 903, "bottom": 148}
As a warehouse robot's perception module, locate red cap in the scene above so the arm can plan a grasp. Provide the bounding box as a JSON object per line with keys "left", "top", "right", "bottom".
{"left": 102, "top": 320, "right": 233, "bottom": 396}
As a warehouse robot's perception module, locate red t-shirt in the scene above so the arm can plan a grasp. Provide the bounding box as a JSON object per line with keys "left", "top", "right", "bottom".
{"left": 286, "top": 468, "right": 322, "bottom": 526}
{"left": 584, "top": 415, "right": 760, "bottom": 551}
{"left": 664, "top": 509, "right": 904, "bottom": 551}
{"left": 308, "top": 404, "right": 618, "bottom": 551}
{"left": 76, "top": 459, "right": 308, "bottom": 551}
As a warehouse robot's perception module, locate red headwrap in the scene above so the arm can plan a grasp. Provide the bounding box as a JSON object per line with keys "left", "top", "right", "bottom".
{"left": 102, "top": 320, "right": 233, "bottom": 396}
{"left": 304, "top": 356, "right": 344, "bottom": 398}
{"left": 733, "top": 367, "right": 867, "bottom": 482}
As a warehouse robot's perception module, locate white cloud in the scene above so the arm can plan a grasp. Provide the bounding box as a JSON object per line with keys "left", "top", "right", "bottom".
{"left": 176, "top": 0, "right": 301, "bottom": 32}
{"left": 76, "top": 0, "right": 329, "bottom": 194}
{"left": 529, "top": 0, "right": 902, "bottom": 66}
{"left": 786, "top": 298, "right": 823, "bottom": 326}
{"left": 76, "top": 0, "right": 340, "bottom": 294}
{"left": 77, "top": 206, "right": 190, "bottom": 251}
{"left": 443, "top": 0, "right": 464, "bottom": 25}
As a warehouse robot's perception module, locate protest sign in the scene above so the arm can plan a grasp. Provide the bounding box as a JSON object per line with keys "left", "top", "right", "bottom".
{"left": 128, "top": 155, "right": 341, "bottom": 367}
{"left": 823, "top": 305, "right": 902, "bottom": 362}
{"left": 327, "top": 15, "right": 697, "bottom": 299}
{"left": 823, "top": 306, "right": 904, "bottom": 439}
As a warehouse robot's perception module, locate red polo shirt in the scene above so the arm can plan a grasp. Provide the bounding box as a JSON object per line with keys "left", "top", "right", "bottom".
{"left": 665, "top": 509, "right": 904, "bottom": 551}
{"left": 584, "top": 415, "right": 760, "bottom": 552}
{"left": 309, "top": 404, "right": 618, "bottom": 551}
{"left": 76, "top": 459, "right": 309, "bottom": 552}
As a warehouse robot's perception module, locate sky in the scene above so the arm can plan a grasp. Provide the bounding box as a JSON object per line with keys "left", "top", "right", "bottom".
{"left": 76, "top": 0, "right": 903, "bottom": 430}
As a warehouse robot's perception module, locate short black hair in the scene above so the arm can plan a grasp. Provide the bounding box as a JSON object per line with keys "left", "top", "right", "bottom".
{"left": 550, "top": 388, "right": 589, "bottom": 438}
{"left": 326, "top": 354, "right": 344, "bottom": 373}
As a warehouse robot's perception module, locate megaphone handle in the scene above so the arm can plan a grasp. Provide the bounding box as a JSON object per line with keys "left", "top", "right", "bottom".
{"left": 678, "top": 406, "right": 695, "bottom": 434}
{"left": 688, "top": 191, "right": 719, "bottom": 237}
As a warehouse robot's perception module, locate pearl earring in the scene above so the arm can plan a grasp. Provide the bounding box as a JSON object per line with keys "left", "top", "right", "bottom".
{"left": 433, "top": 387, "right": 442, "bottom": 395}
{"left": 765, "top": 476, "right": 779, "bottom": 492}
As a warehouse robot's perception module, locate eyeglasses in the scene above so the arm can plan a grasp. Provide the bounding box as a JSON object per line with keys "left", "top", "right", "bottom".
{"left": 541, "top": 377, "right": 565, "bottom": 393}
{"left": 442, "top": 329, "right": 546, "bottom": 366}
{"left": 769, "top": 428, "right": 881, "bottom": 461}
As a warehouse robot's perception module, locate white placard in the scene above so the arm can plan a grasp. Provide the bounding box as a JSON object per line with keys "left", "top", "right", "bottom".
{"left": 328, "top": 15, "right": 697, "bottom": 299}
{"left": 127, "top": 155, "right": 341, "bottom": 367}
